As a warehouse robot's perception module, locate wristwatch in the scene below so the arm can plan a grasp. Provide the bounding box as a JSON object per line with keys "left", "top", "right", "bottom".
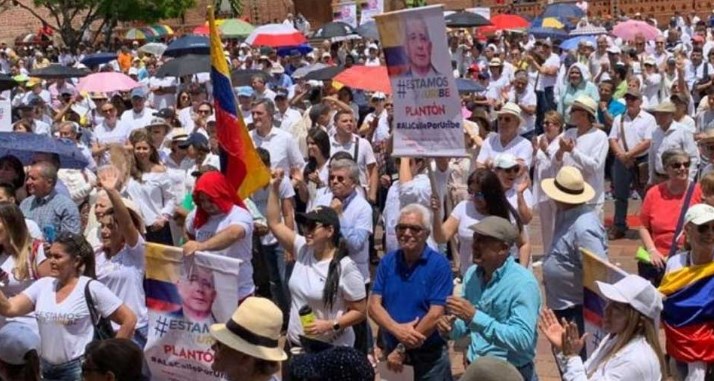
{"left": 332, "top": 321, "right": 341, "bottom": 332}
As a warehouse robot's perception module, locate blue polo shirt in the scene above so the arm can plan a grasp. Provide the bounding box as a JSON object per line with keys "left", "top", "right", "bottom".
{"left": 372, "top": 246, "right": 453, "bottom": 351}
{"left": 597, "top": 98, "right": 626, "bottom": 125}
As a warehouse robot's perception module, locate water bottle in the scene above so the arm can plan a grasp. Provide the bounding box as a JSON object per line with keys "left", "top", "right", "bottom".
{"left": 42, "top": 225, "right": 56, "bottom": 244}
{"left": 299, "top": 305, "right": 316, "bottom": 334}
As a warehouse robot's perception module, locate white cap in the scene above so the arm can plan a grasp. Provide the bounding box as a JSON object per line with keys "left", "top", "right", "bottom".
{"left": 596, "top": 274, "right": 663, "bottom": 321}
{"left": 493, "top": 153, "right": 519, "bottom": 169}
{"left": 684, "top": 203, "right": 714, "bottom": 225}
{"left": 371, "top": 91, "right": 386, "bottom": 100}
{"left": 367, "top": 43, "right": 378, "bottom": 50}
{"left": 606, "top": 46, "right": 622, "bottom": 54}
{"left": 0, "top": 322, "right": 40, "bottom": 365}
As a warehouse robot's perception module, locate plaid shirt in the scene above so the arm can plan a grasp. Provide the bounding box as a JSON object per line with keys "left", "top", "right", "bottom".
{"left": 20, "top": 190, "right": 81, "bottom": 238}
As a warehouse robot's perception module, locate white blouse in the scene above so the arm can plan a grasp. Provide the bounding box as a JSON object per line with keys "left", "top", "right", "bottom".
{"left": 125, "top": 171, "right": 176, "bottom": 226}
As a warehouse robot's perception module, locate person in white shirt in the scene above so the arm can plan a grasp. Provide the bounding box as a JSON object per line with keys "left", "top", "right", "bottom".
{"left": 120, "top": 87, "right": 157, "bottom": 131}
{"left": 486, "top": 58, "right": 510, "bottom": 105}
{"left": 16, "top": 101, "right": 50, "bottom": 136}
{"left": 364, "top": 44, "right": 381, "bottom": 67}
{"left": 529, "top": 39, "right": 560, "bottom": 135}
{"left": 533, "top": 110, "right": 564, "bottom": 254}
{"left": 539, "top": 274, "right": 665, "bottom": 381}
{"left": 249, "top": 98, "right": 305, "bottom": 173}
{"left": 145, "top": 62, "right": 177, "bottom": 110}
{"left": 91, "top": 102, "right": 133, "bottom": 166}
{"left": 177, "top": 83, "right": 208, "bottom": 132}
{"left": 329, "top": 110, "right": 379, "bottom": 203}
{"left": 183, "top": 171, "right": 255, "bottom": 302}
{"left": 648, "top": 101, "right": 699, "bottom": 184}
{"left": 507, "top": 70, "right": 538, "bottom": 139}
{"left": 358, "top": 92, "right": 390, "bottom": 144}
{"left": 555, "top": 95, "right": 609, "bottom": 212}
{"left": 273, "top": 87, "right": 301, "bottom": 132}
{"left": 641, "top": 57, "right": 663, "bottom": 107}
{"left": 251, "top": 75, "right": 276, "bottom": 101}
{"left": 476, "top": 103, "right": 534, "bottom": 169}
{"left": 685, "top": 47, "right": 713, "bottom": 106}
{"left": 608, "top": 88, "right": 654, "bottom": 239}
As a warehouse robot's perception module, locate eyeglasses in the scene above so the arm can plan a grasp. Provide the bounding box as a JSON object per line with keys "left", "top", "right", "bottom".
{"left": 500, "top": 166, "right": 520, "bottom": 174}
{"left": 669, "top": 161, "right": 691, "bottom": 169}
{"left": 498, "top": 116, "right": 514, "bottom": 123}
{"left": 329, "top": 175, "right": 347, "bottom": 183}
{"left": 101, "top": 107, "right": 115, "bottom": 113}
{"left": 197, "top": 109, "right": 211, "bottom": 114}
{"left": 696, "top": 223, "right": 714, "bottom": 234}
{"left": 396, "top": 223, "right": 424, "bottom": 234}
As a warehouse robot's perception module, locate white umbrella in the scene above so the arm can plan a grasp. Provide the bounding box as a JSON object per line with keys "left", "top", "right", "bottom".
{"left": 139, "top": 42, "right": 168, "bottom": 57}
{"left": 245, "top": 24, "right": 307, "bottom": 48}
{"left": 569, "top": 24, "right": 608, "bottom": 36}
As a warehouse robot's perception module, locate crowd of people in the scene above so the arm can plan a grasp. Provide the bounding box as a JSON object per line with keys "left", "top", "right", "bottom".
{"left": 0, "top": 5, "right": 713, "bottom": 381}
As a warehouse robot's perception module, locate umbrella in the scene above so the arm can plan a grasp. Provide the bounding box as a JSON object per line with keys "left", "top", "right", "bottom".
{"left": 29, "top": 64, "right": 89, "bottom": 79}
{"left": 150, "top": 24, "right": 174, "bottom": 36}
{"left": 156, "top": 55, "right": 210, "bottom": 78}
{"left": 164, "top": 35, "right": 210, "bottom": 57}
{"left": 77, "top": 72, "right": 140, "bottom": 93}
{"left": 311, "top": 21, "right": 360, "bottom": 42}
{"left": 277, "top": 44, "right": 313, "bottom": 57}
{"left": 231, "top": 69, "right": 270, "bottom": 87}
{"left": 455, "top": 78, "right": 486, "bottom": 94}
{"left": 541, "top": 3, "right": 585, "bottom": 22}
{"left": 80, "top": 53, "right": 117, "bottom": 67}
{"left": 245, "top": 24, "right": 307, "bottom": 47}
{"left": 528, "top": 27, "right": 568, "bottom": 40}
{"left": 612, "top": 20, "right": 660, "bottom": 41}
{"left": 0, "top": 132, "right": 89, "bottom": 169}
{"left": 356, "top": 21, "right": 379, "bottom": 41}
{"left": 220, "top": 19, "right": 255, "bottom": 38}
{"left": 193, "top": 25, "right": 209, "bottom": 35}
{"left": 303, "top": 66, "right": 345, "bottom": 81}
{"left": 333, "top": 65, "right": 390, "bottom": 93}
{"left": 0, "top": 74, "right": 17, "bottom": 91}
{"left": 292, "top": 63, "right": 328, "bottom": 79}
{"left": 125, "top": 28, "right": 150, "bottom": 41}
{"left": 480, "top": 14, "right": 530, "bottom": 33}
{"left": 139, "top": 42, "right": 168, "bottom": 57}
{"left": 569, "top": 24, "right": 608, "bottom": 36}
{"left": 560, "top": 35, "right": 598, "bottom": 50}
{"left": 445, "top": 11, "right": 492, "bottom": 28}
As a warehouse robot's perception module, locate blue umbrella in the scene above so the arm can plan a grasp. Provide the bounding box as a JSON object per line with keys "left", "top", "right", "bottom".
{"left": 528, "top": 27, "right": 569, "bottom": 40}
{"left": 541, "top": 3, "right": 585, "bottom": 21}
{"left": 560, "top": 35, "right": 597, "bottom": 50}
{"left": 277, "top": 44, "right": 313, "bottom": 57}
{"left": 80, "top": 53, "right": 117, "bottom": 67}
{"left": 0, "top": 132, "right": 89, "bottom": 169}
{"left": 456, "top": 78, "right": 486, "bottom": 94}
{"left": 163, "top": 35, "right": 210, "bottom": 58}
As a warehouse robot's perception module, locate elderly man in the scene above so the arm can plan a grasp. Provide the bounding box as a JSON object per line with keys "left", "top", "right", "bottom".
{"left": 541, "top": 166, "right": 607, "bottom": 356}
{"left": 607, "top": 88, "right": 655, "bottom": 239}
{"left": 403, "top": 17, "right": 439, "bottom": 77}
{"left": 120, "top": 87, "right": 157, "bottom": 130}
{"left": 370, "top": 203, "right": 453, "bottom": 380}
{"left": 249, "top": 98, "right": 305, "bottom": 173}
{"left": 20, "top": 161, "right": 81, "bottom": 238}
{"left": 437, "top": 216, "right": 540, "bottom": 381}
{"left": 648, "top": 101, "right": 699, "bottom": 184}
{"left": 506, "top": 70, "right": 537, "bottom": 139}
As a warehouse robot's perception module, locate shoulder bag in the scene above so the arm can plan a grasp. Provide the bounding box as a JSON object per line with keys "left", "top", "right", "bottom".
{"left": 85, "top": 280, "right": 116, "bottom": 341}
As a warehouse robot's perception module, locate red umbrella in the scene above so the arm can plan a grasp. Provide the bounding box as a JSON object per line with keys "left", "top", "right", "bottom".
{"left": 479, "top": 14, "right": 530, "bottom": 34}
{"left": 333, "top": 65, "right": 391, "bottom": 94}
{"left": 193, "top": 25, "right": 209, "bottom": 35}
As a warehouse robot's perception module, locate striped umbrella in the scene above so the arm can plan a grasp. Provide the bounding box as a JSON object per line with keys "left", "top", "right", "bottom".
{"left": 570, "top": 24, "right": 608, "bottom": 36}
{"left": 125, "top": 28, "right": 149, "bottom": 41}
{"left": 245, "top": 24, "right": 306, "bottom": 47}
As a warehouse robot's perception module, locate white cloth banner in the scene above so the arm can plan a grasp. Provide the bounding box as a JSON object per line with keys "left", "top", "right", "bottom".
{"left": 144, "top": 243, "right": 242, "bottom": 381}
{"left": 360, "top": 0, "right": 384, "bottom": 25}
{"left": 375, "top": 5, "right": 465, "bottom": 157}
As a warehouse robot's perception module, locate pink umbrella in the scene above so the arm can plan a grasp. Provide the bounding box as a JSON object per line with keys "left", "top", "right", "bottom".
{"left": 77, "top": 72, "right": 140, "bottom": 93}
{"left": 612, "top": 20, "right": 659, "bottom": 41}
{"left": 245, "top": 24, "right": 306, "bottom": 47}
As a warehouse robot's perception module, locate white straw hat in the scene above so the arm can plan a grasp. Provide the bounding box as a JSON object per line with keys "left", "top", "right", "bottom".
{"left": 540, "top": 166, "right": 595, "bottom": 204}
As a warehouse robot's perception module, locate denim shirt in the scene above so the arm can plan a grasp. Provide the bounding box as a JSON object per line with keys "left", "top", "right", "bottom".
{"left": 451, "top": 257, "right": 541, "bottom": 368}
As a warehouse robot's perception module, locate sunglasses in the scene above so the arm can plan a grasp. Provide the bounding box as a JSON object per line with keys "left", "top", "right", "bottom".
{"left": 101, "top": 108, "right": 115, "bottom": 113}
{"left": 303, "top": 222, "right": 324, "bottom": 232}
{"left": 696, "top": 223, "right": 714, "bottom": 234}
{"left": 669, "top": 161, "right": 691, "bottom": 169}
{"left": 329, "top": 175, "right": 348, "bottom": 183}
{"left": 498, "top": 116, "right": 514, "bottom": 123}
{"left": 500, "top": 166, "right": 520, "bottom": 174}
{"left": 197, "top": 109, "right": 211, "bottom": 114}
{"left": 396, "top": 223, "right": 424, "bottom": 234}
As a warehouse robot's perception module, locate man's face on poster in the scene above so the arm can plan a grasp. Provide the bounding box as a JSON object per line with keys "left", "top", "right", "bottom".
{"left": 405, "top": 19, "right": 432, "bottom": 72}
{"left": 178, "top": 266, "right": 217, "bottom": 317}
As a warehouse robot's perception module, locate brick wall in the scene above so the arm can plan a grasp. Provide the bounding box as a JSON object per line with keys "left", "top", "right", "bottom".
{"left": 0, "top": 1, "right": 51, "bottom": 44}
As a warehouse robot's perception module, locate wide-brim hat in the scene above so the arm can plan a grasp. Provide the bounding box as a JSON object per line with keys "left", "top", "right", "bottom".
{"left": 570, "top": 96, "right": 598, "bottom": 118}
{"left": 541, "top": 166, "right": 595, "bottom": 204}
{"left": 210, "top": 297, "right": 287, "bottom": 362}
{"left": 496, "top": 102, "right": 524, "bottom": 126}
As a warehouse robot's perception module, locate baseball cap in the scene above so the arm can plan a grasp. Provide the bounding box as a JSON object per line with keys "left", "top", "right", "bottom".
{"left": 371, "top": 92, "right": 386, "bottom": 100}
{"left": 130, "top": 87, "right": 147, "bottom": 99}
{"left": 128, "top": 67, "right": 139, "bottom": 76}
{"left": 154, "top": 108, "right": 175, "bottom": 119}
{"left": 0, "top": 322, "right": 40, "bottom": 365}
{"left": 178, "top": 132, "right": 209, "bottom": 150}
{"left": 147, "top": 117, "right": 169, "bottom": 128}
{"left": 684, "top": 203, "right": 714, "bottom": 225}
{"left": 236, "top": 86, "right": 254, "bottom": 98}
{"left": 270, "top": 64, "right": 285, "bottom": 75}
{"left": 274, "top": 87, "right": 289, "bottom": 99}
{"left": 296, "top": 206, "right": 340, "bottom": 229}
{"left": 624, "top": 88, "right": 642, "bottom": 99}
{"left": 469, "top": 216, "right": 519, "bottom": 245}
{"left": 493, "top": 153, "right": 519, "bottom": 169}
{"left": 596, "top": 274, "right": 663, "bottom": 321}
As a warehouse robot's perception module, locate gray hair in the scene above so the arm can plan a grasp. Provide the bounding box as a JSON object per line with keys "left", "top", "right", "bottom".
{"left": 661, "top": 148, "right": 689, "bottom": 168}
{"left": 399, "top": 203, "right": 432, "bottom": 232}
{"left": 33, "top": 161, "right": 58, "bottom": 186}
{"left": 251, "top": 97, "right": 275, "bottom": 117}
{"left": 330, "top": 158, "right": 360, "bottom": 183}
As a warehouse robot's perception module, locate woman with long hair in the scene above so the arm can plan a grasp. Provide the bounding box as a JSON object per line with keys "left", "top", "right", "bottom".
{"left": 126, "top": 129, "right": 175, "bottom": 245}
{"left": 0, "top": 231, "right": 136, "bottom": 380}
{"left": 432, "top": 168, "right": 527, "bottom": 275}
{"left": 267, "top": 171, "right": 366, "bottom": 348}
{"left": 539, "top": 274, "right": 665, "bottom": 380}
{"left": 176, "top": 90, "right": 191, "bottom": 111}
{"left": 0, "top": 156, "right": 26, "bottom": 203}
{"left": 295, "top": 128, "right": 331, "bottom": 204}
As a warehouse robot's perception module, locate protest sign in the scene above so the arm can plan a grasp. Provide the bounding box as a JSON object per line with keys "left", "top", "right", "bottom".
{"left": 375, "top": 5, "right": 466, "bottom": 157}
{"left": 335, "top": 2, "right": 358, "bottom": 28}
{"left": 144, "top": 243, "right": 242, "bottom": 381}
{"left": 0, "top": 100, "right": 11, "bottom": 131}
{"left": 360, "top": 0, "right": 384, "bottom": 25}
{"left": 581, "top": 248, "right": 627, "bottom": 356}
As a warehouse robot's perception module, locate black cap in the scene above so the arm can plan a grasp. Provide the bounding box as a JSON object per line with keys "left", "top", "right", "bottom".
{"left": 154, "top": 108, "right": 175, "bottom": 119}
{"left": 274, "top": 87, "right": 289, "bottom": 99}
{"left": 178, "top": 132, "right": 209, "bottom": 149}
{"left": 296, "top": 206, "right": 340, "bottom": 229}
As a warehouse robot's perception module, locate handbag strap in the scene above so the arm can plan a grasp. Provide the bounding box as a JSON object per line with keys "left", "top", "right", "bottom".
{"left": 619, "top": 114, "right": 630, "bottom": 152}
{"left": 669, "top": 181, "right": 698, "bottom": 257}
{"left": 84, "top": 280, "right": 101, "bottom": 327}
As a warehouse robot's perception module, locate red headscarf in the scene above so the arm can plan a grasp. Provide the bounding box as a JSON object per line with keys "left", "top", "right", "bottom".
{"left": 192, "top": 171, "right": 245, "bottom": 229}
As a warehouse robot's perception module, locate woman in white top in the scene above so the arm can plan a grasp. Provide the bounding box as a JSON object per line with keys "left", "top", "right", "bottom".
{"left": 267, "top": 171, "right": 366, "bottom": 347}
{"left": 95, "top": 166, "right": 149, "bottom": 348}
{"left": 126, "top": 129, "right": 176, "bottom": 245}
{"left": 533, "top": 110, "right": 564, "bottom": 253}
{"left": 0, "top": 231, "right": 136, "bottom": 381}
{"left": 539, "top": 274, "right": 665, "bottom": 381}
{"left": 294, "top": 128, "right": 331, "bottom": 205}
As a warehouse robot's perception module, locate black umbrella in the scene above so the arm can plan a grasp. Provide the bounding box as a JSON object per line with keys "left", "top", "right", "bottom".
{"left": 0, "top": 74, "right": 17, "bottom": 91}
{"left": 445, "top": 11, "right": 492, "bottom": 28}
{"left": 303, "top": 66, "right": 345, "bottom": 81}
{"left": 231, "top": 69, "right": 270, "bottom": 87}
{"left": 311, "top": 21, "right": 360, "bottom": 42}
{"left": 356, "top": 20, "right": 379, "bottom": 41}
{"left": 156, "top": 55, "right": 210, "bottom": 78}
{"left": 164, "top": 35, "right": 210, "bottom": 58}
{"left": 455, "top": 78, "right": 486, "bottom": 94}
{"left": 29, "top": 64, "right": 90, "bottom": 79}
{"left": 80, "top": 53, "right": 118, "bottom": 67}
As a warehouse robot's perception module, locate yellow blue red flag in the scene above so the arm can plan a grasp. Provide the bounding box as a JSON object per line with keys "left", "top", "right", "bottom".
{"left": 208, "top": 6, "right": 270, "bottom": 199}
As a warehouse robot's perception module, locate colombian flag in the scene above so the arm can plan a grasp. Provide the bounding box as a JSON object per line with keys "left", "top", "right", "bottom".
{"left": 208, "top": 6, "right": 270, "bottom": 199}
{"left": 659, "top": 262, "right": 714, "bottom": 363}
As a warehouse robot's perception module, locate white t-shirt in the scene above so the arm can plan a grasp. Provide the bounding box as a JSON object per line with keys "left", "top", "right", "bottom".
{"left": 120, "top": 107, "right": 158, "bottom": 131}
{"left": 287, "top": 235, "right": 366, "bottom": 347}
{"left": 0, "top": 244, "right": 45, "bottom": 330}
{"left": 537, "top": 53, "right": 561, "bottom": 90}
{"left": 23, "top": 276, "right": 122, "bottom": 364}
{"left": 450, "top": 200, "right": 487, "bottom": 275}
{"left": 185, "top": 205, "right": 254, "bottom": 299}
{"left": 477, "top": 134, "right": 534, "bottom": 168}
{"left": 95, "top": 236, "right": 148, "bottom": 329}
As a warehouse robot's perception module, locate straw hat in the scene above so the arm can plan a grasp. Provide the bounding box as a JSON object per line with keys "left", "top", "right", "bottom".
{"left": 496, "top": 102, "right": 524, "bottom": 126}
{"left": 570, "top": 96, "right": 598, "bottom": 118}
{"left": 540, "top": 166, "right": 595, "bottom": 204}
{"left": 649, "top": 101, "right": 676, "bottom": 113}
{"left": 210, "top": 297, "right": 287, "bottom": 362}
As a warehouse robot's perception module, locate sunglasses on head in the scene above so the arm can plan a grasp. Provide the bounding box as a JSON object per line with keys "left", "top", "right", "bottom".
{"left": 396, "top": 223, "right": 424, "bottom": 234}
{"left": 669, "top": 161, "right": 691, "bottom": 169}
